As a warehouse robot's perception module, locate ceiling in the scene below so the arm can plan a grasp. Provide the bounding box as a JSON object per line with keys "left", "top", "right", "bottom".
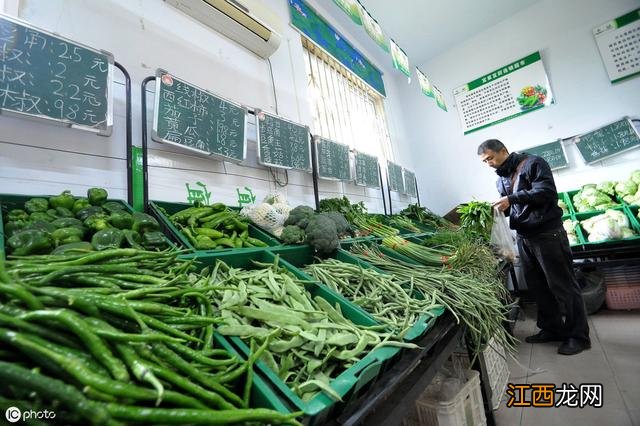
{"left": 355, "top": 0, "right": 541, "bottom": 66}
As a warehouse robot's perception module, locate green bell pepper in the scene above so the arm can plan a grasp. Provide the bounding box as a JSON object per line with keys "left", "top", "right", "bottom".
{"left": 52, "top": 241, "right": 94, "bottom": 255}
{"left": 6, "top": 209, "right": 29, "bottom": 222}
{"left": 122, "top": 230, "right": 144, "bottom": 250}
{"left": 142, "top": 231, "right": 167, "bottom": 250}
{"left": 46, "top": 209, "right": 60, "bottom": 220}
{"left": 84, "top": 214, "right": 110, "bottom": 232}
{"left": 25, "top": 220, "right": 56, "bottom": 234}
{"left": 108, "top": 211, "right": 134, "bottom": 230}
{"left": 87, "top": 188, "right": 108, "bottom": 206}
{"left": 24, "top": 198, "right": 49, "bottom": 214}
{"left": 76, "top": 206, "right": 104, "bottom": 222}
{"left": 4, "top": 220, "right": 29, "bottom": 238}
{"left": 49, "top": 190, "right": 75, "bottom": 210}
{"left": 102, "top": 201, "right": 126, "bottom": 214}
{"left": 51, "top": 227, "right": 85, "bottom": 245}
{"left": 91, "top": 228, "right": 124, "bottom": 251}
{"left": 7, "top": 229, "right": 54, "bottom": 255}
{"left": 72, "top": 198, "right": 91, "bottom": 214}
{"left": 132, "top": 212, "right": 160, "bottom": 234}
{"left": 30, "top": 212, "right": 54, "bottom": 223}
{"left": 51, "top": 218, "right": 84, "bottom": 229}
{"left": 54, "top": 207, "right": 75, "bottom": 218}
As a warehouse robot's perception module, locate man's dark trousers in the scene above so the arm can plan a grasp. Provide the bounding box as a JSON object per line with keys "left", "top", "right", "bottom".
{"left": 517, "top": 227, "right": 590, "bottom": 343}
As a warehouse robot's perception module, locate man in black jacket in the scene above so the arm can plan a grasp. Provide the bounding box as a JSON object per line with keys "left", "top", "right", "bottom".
{"left": 478, "top": 139, "right": 590, "bottom": 355}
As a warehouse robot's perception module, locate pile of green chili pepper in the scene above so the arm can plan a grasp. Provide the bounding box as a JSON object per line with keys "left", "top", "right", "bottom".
{"left": 0, "top": 249, "right": 301, "bottom": 425}
{"left": 349, "top": 243, "right": 517, "bottom": 356}
{"left": 303, "top": 259, "right": 442, "bottom": 335}
{"left": 168, "top": 203, "right": 268, "bottom": 250}
{"left": 199, "top": 257, "right": 416, "bottom": 403}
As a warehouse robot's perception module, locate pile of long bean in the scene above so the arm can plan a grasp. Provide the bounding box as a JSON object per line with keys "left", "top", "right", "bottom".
{"left": 349, "top": 243, "right": 517, "bottom": 355}
{"left": 200, "top": 258, "right": 416, "bottom": 402}
{"left": 303, "top": 259, "right": 442, "bottom": 334}
{"left": 0, "top": 249, "right": 301, "bottom": 425}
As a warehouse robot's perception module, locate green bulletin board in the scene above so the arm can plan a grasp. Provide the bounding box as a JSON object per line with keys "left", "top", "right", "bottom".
{"left": 522, "top": 140, "right": 568, "bottom": 170}
{"left": 0, "top": 15, "right": 113, "bottom": 134}
{"left": 354, "top": 151, "right": 380, "bottom": 188}
{"left": 257, "top": 111, "right": 311, "bottom": 171}
{"left": 315, "top": 136, "right": 351, "bottom": 181}
{"left": 152, "top": 70, "right": 247, "bottom": 162}
{"left": 403, "top": 169, "right": 417, "bottom": 197}
{"left": 575, "top": 117, "right": 640, "bottom": 164}
{"left": 387, "top": 161, "right": 404, "bottom": 193}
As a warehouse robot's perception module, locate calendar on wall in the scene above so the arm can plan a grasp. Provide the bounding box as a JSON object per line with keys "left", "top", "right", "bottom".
{"left": 593, "top": 8, "right": 640, "bottom": 84}
{"left": 453, "top": 51, "right": 554, "bottom": 135}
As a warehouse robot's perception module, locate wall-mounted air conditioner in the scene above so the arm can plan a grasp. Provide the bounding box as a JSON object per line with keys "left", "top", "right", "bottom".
{"left": 164, "top": 0, "right": 282, "bottom": 58}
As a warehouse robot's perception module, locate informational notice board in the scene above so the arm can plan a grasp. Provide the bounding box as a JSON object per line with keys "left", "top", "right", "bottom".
{"left": 315, "top": 136, "right": 351, "bottom": 181}
{"left": 522, "top": 140, "right": 568, "bottom": 170}
{"left": 593, "top": 8, "right": 640, "bottom": 84}
{"left": 575, "top": 118, "right": 640, "bottom": 164}
{"left": 0, "top": 14, "right": 113, "bottom": 134}
{"left": 257, "top": 111, "right": 311, "bottom": 171}
{"left": 453, "top": 51, "right": 554, "bottom": 135}
{"left": 403, "top": 169, "right": 417, "bottom": 197}
{"left": 387, "top": 161, "right": 404, "bottom": 193}
{"left": 354, "top": 151, "right": 380, "bottom": 188}
{"left": 152, "top": 70, "right": 247, "bottom": 162}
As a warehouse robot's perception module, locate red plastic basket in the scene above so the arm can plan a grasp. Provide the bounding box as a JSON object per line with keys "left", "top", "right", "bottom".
{"left": 605, "top": 284, "right": 640, "bottom": 310}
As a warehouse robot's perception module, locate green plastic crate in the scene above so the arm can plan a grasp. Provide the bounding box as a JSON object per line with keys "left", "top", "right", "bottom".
{"left": 0, "top": 193, "right": 173, "bottom": 259}
{"left": 182, "top": 249, "right": 401, "bottom": 426}
{"left": 148, "top": 200, "right": 280, "bottom": 253}
{"left": 574, "top": 207, "right": 640, "bottom": 246}
{"left": 558, "top": 192, "right": 573, "bottom": 216}
{"left": 625, "top": 205, "right": 640, "bottom": 234}
{"left": 271, "top": 245, "right": 443, "bottom": 342}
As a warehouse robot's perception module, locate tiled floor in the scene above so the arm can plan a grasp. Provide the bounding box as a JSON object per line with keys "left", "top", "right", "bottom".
{"left": 494, "top": 304, "right": 639, "bottom": 426}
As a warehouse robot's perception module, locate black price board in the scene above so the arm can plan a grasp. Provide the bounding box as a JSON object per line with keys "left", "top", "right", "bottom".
{"left": 0, "top": 14, "right": 113, "bottom": 134}
{"left": 257, "top": 111, "right": 310, "bottom": 170}
{"left": 403, "top": 168, "right": 417, "bottom": 197}
{"left": 576, "top": 117, "right": 640, "bottom": 164}
{"left": 152, "top": 70, "right": 246, "bottom": 161}
{"left": 387, "top": 161, "right": 404, "bottom": 193}
{"left": 522, "top": 139, "right": 568, "bottom": 170}
{"left": 354, "top": 151, "right": 380, "bottom": 188}
{"left": 315, "top": 136, "right": 351, "bottom": 181}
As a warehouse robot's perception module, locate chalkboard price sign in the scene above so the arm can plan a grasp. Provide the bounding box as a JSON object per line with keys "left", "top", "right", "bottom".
{"left": 403, "top": 169, "right": 417, "bottom": 197}
{"left": 522, "top": 139, "right": 568, "bottom": 170}
{"left": 257, "top": 111, "right": 310, "bottom": 171}
{"left": 315, "top": 136, "right": 351, "bottom": 181}
{"left": 354, "top": 151, "right": 380, "bottom": 188}
{"left": 0, "top": 14, "right": 113, "bottom": 134}
{"left": 387, "top": 161, "right": 404, "bottom": 193}
{"left": 152, "top": 70, "right": 247, "bottom": 162}
{"left": 575, "top": 117, "right": 640, "bottom": 164}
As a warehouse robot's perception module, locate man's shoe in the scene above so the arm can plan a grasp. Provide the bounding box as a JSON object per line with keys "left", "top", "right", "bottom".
{"left": 525, "top": 330, "right": 563, "bottom": 343}
{"left": 558, "top": 338, "right": 591, "bottom": 355}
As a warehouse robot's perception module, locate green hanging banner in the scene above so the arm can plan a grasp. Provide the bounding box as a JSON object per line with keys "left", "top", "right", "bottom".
{"left": 434, "top": 86, "right": 447, "bottom": 112}
{"left": 332, "top": 0, "right": 363, "bottom": 25}
{"left": 390, "top": 39, "right": 410, "bottom": 78}
{"left": 416, "top": 67, "right": 434, "bottom": 98}
{"left": 359, "top": 2, "right": 390, "bottom": 52}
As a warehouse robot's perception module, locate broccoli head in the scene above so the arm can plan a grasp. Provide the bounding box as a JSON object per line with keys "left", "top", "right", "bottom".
{"left": 319, "top": 211, "right": 351, "bottom": 237}
{"left": 281, "top": 225, "right": 306, "bottom": 244}
{"left": 305, "top": 214, "right": 338, "bottom": 256}
{"left": 284, "top": 205, "right": 315, "bottom": 229}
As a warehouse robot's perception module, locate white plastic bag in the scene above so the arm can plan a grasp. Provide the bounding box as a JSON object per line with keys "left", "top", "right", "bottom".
{"left": 490, "top": 208, "right": 516, "bottom": 262}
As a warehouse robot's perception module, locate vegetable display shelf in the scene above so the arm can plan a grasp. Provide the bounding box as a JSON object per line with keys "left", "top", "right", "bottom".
{"left": 558, "top": 192, "right": 573, "bottom": 216}
{"left": 0, "top": 193, "right": 173, "bottom": 260}
{"left": 270, "top": 245, "right": 444, "bottom": 343}
{"left": 573, "top": 206, "right": 640, "bottom": 247}
{"left": 148, "top": 200, "right": 280, "bottom": 254}
{"left": 182, "top": 249, "right": 402, "bottom": 426}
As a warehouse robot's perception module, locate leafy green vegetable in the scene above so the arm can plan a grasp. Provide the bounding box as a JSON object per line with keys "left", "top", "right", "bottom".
{"left": 281, "top": 225, "right": 305, "bottom": 244}
{"left": 284, "top": 205, "right": 315, "bottom": 229}
{"left": 305, "top": 215, "right": 338, "bottom": 255}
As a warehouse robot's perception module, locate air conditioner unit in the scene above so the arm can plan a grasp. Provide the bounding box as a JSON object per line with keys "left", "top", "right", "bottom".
{"left": 164, "top": 0, "right": 282, "bottom": 58}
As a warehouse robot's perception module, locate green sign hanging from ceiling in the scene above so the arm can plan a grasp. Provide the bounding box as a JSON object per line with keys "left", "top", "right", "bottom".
{"left": 289, "top": 0, "right": 386, "bottom": 96}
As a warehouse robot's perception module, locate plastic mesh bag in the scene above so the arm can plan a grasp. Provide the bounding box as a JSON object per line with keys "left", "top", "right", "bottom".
{"left": 240, "top": 193, "right": 290, "bottom": 236}
{"left": 490, "top": 207, "right": 516, "bottom": 262}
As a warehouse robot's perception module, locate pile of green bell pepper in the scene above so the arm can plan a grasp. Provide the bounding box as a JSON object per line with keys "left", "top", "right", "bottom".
{"left": 169, "top": 202, "right": 267, "bottom": 250}
{"left": 3, "top": 188, "right": 167, "bottom": 256}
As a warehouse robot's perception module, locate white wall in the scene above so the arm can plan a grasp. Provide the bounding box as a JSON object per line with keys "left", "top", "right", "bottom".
{"left": 0, "top": 0, "right": 416, "bottom": 212}
{"left": 399, "top": 0, "right": 640, "bottom": 215}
